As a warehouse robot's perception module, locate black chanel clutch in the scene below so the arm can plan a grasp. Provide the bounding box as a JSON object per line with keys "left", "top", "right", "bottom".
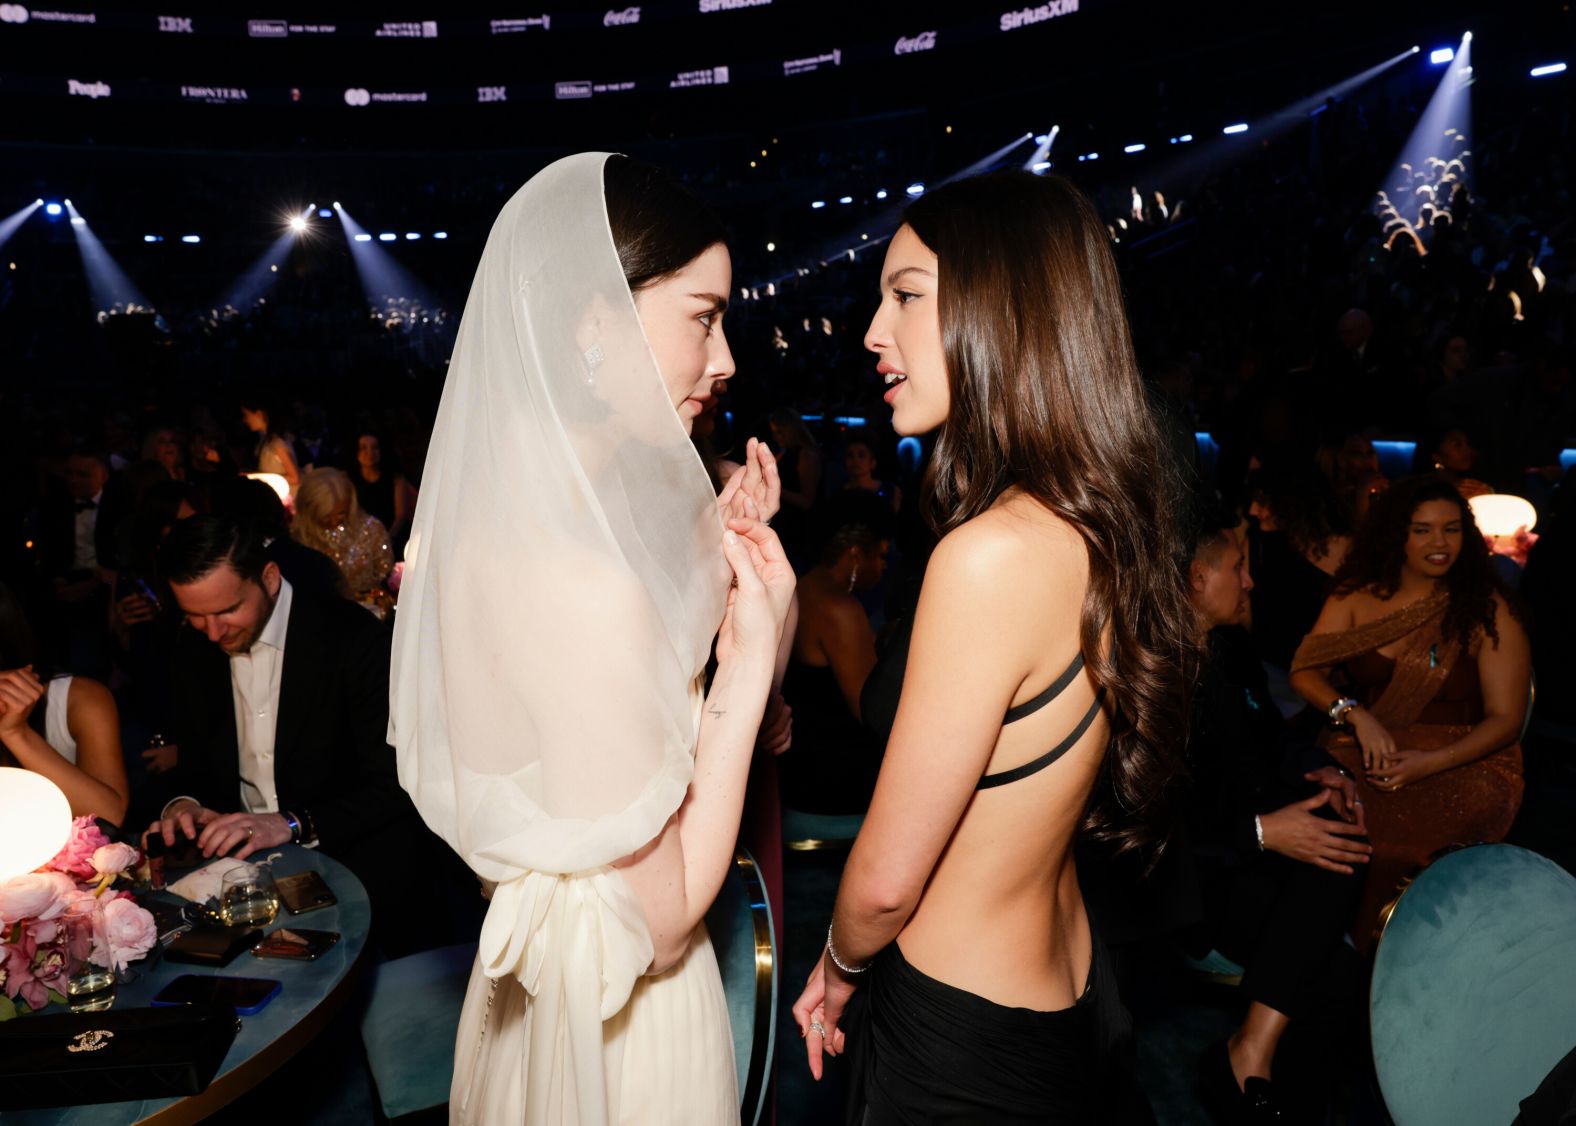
{"left": 0, "top": 1002, "right": 238, "bottom": 1110}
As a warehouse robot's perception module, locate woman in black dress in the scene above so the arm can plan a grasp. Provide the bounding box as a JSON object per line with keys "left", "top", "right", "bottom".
{"left": 791, "top": 171, "right": 1197, "bottom": 1122}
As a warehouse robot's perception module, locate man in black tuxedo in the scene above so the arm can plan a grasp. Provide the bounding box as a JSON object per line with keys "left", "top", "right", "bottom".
{"left": 1184, "top": 519, "right": 1370, "bottom": 1123}
{"left": 33, "top": 449, "right": 116, "bottom": 678}
{"left": 145, "top": 514, "right": 450, "bottom": 951}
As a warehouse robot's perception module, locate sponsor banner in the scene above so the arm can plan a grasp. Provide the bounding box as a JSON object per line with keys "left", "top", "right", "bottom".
{"left": 490, "top": 15, "right": 548, "bottom": 33}
{"left": 25, "top": 7, "right": 97, "bottom": 22}
{"left": 374, "top": 19, "right": 437, "bottom": 38}
{"left": 246, "top": 18, "right": 336, "bottom": 37}
{"left": 783, "top": 49, "right": 840, "bottom": 77}
{"left": 66, "top": 77, "right": 110, "bottom": 97}
{"left": 554, "top": 80, "right": 591, "bottom": 100}
{"left": 894, "top": 30, "right": 936, "bottom": 55}
{"left": 602, "top": 6, "right": 639, "bottom": 25}
{"left": 669, "top": 65, "right": 728, "bottom": 88}
{"left": 999, "top": 0, "right": 1078, "bottom": 32}
{"left": 180, "top": 83, "right": 248, "bottom": 103}
{"left": 698, "top": 0, "right": 768, "bottom": 10}
{"left": 476, "top": 84, "right": 507, "bottom": 102}
{"left": 156, "top": 14, "right": 192, "bottom": 32}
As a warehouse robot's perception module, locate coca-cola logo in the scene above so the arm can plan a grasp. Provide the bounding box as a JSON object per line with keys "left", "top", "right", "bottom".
{"left": 603, "top": 5, "right": 639, "bottom": 25}
{"left": 893, "top": 30, "right": 936, "bottom": 55}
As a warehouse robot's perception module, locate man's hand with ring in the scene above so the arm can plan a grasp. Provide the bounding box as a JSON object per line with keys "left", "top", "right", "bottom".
{"left": 195, "top": 811, "right": 292, "bottom": 860}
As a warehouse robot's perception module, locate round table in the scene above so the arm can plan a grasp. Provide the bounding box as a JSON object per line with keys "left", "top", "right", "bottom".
{"left": 6, "top": 846, "right": 371, "bottom": 1125}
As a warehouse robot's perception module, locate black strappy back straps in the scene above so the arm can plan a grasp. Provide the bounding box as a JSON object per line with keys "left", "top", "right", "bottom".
{"left": 1003, "top": 651, "right": 1087, "bottom": 725}
{"left": 979, "top": 650, "right": 1105, "bottom": 790}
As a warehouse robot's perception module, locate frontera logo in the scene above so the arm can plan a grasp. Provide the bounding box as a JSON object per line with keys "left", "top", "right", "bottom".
{"left": 344, "top": 87, "right": 371, "bottom": 106}
{"left": 67, "top": 79, "right": 111, "bottom": 98}
{"left": 894, "top": 31, "right": 936, "bottom": 55}
{"left": 603, "top": 5, "right": 639, "bottom": 24}
{"left": 0, "top": 4, "right": 29, "bottom": 21}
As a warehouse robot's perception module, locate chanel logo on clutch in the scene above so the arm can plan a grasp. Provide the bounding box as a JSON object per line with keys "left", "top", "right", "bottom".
{"left": 67, "top": 1030, "right": 115, "bottom": 1053}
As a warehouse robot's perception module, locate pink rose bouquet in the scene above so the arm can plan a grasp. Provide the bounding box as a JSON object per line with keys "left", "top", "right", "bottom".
{"left": 0, "top": 817, "right": 155, "bottom": 1019}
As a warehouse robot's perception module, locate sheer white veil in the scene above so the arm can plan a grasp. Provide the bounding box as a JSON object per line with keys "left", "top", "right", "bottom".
{"left": 390, "top": 150, "right": 729, "bottom": 885}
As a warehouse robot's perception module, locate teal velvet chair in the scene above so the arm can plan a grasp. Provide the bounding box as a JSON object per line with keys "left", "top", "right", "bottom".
{"left": 1370, "top": 844, "right": 1576, "bottom": 1126}
{"left": 706, "top": 847, "right": 778, "bottom": 1126}
{"left": 360, "top": 941, "right": 477, "bottom": 1119}
{"left": 782, "top": 808, "right": 865, "bottom": 852}
{"left": 1182, "top": 947, "right": 1246, "bottom": 986}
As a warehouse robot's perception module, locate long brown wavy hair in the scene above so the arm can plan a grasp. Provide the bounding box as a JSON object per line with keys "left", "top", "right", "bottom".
{"left": 903, "top": 171, "right": 1199, "bottom": 854}
{"left": 1331, "top": 474, "right": 1510, "bottom": 646}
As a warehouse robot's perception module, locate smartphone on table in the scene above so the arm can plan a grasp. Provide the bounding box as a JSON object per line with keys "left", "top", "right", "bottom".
{"left": 251, "top": 928, "right": 340, "bottom": 961}
{"left": 275, "top": 870, "right": 336, "bottom": 915}
{"left": 151, "top": 974, "right": 282, "bottom": 1015}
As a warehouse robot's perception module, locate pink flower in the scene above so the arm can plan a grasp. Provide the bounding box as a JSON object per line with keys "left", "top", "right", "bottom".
{"left": 0, "top": 872, "right": 75, "bottom": 926}
{"left": 47, "top": 817, "right": 111, "bottom": 880}
{"left": 100, "top": 898, "right": 157, "bottom": 972}
{"left": 91, "top": 843, "right": 140, "bottom": 879}
{"left": 1, "top": 942, "right": 44, "bottom": 1011}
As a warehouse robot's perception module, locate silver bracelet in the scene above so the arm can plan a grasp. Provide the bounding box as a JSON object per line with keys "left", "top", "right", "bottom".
{"left": 1254, "top": 814, "right": 1265, "bottom": 851}
{"left": 826, "top": 923, "right": 869, "bottom": 975}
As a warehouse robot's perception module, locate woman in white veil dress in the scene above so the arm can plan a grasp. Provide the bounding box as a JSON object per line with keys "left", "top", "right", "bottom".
{"left": 390, "top": 152, "right": 794, "bottom": 1124}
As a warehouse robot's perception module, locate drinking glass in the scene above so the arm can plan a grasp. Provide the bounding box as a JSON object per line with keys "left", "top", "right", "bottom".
{"left": 220, "top": 864, "right": 280, "bottom": 927}
{"left": 63, "top": 901, "right": 115, "bottom": 1013}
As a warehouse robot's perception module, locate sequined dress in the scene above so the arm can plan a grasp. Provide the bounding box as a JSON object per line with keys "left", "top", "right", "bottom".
{"left": 311, "top": 514, "right": 394, "bottom": 598}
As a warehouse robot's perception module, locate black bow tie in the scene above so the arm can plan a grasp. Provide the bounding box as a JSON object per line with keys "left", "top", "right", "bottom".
{"left": 74, "top": 499, "right": 97, "bottom": 513}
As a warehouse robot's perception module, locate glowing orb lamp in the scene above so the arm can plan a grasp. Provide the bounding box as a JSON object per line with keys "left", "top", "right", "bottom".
{"left": 1468, "top": 494, "right": 1537, "bottom": 538}
{"left": 245, "top": 472, "right": 291, "bottom": 502}
{"left": 0, "top": 768, "right": 73, "bottom": 882}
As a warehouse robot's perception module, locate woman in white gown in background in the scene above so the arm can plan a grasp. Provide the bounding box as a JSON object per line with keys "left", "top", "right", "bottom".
{"left": 390, "top": 152, "right": 793, "bottom": 1125}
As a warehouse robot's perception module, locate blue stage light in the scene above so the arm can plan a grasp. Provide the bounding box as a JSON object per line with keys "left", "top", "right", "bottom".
{"left": 378, "top": 233, "right": 396, "bottom": 242}
{"left": 874, "top": 189, "right": 888, "bottom": 200}
{"left": 1179, "top": 134, "right": 1193, "bottom": 142}
{"left": 905, "top": 183, "right": 925, "bottom": 197}
{"left": 354, "top": 233, "right": 372, "bottom": 242}
{"left": 405, "top": 232, "right": 421, "bottom": 240}
{"left": 180, "top": 235, "right": 201, "bottom": 244}
{"left": 1429, "top": 47, "right": 1454, "bottom": 65}
{"left": 433, "top": 231, "right": 448, "bottom": 240}
{"left": 838, "top": 196, "right": 853, "bottom": 204}
{"left": 1222, "top": 123, "right": 1249, "bottom": 135}
{"left": 318, "top": 208, "right": 333, "bottom": 218}
{"left": 1123, "top": 143, "right": 1146, "bottom": 154}
{"left": 1531, "top": 62, "right": 1567, "bottom": 77}
{"left": 810, "top": 201, "right": 826, "bottom": 209}
{"left": 44, "top": 203, "right": 62, "bottom": 217}
{"left": 143, "top": 235, "right": 162, "bottom": 243}
{"left": 1031, "top": 161, "right": 1051, "bottom": 173}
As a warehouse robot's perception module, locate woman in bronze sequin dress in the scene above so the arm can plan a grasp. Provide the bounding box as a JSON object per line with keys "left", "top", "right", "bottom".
{"left": 291, "top": 467, "right": 393, "bottom": 603}
{"left": 1290, "top": 476, "right": 1530, "bottom": 952}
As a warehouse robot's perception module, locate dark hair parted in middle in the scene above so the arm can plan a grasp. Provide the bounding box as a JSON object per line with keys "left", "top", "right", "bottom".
{"left": 603, "top": 155, "right": 728, "bottom": 293}
{"left": 1332, "top": 474, "right": 1513, "bottom": 647}
{"left": 902, "top": 170, "right": 1199, "bottom": 855}
{"left": 158, "top": 514, "right": 271, "bottom": 587}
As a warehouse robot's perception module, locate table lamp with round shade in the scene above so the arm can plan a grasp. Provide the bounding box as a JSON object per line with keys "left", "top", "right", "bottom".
{"left": 245, "top": 472, "right": 292, "bottom": 502}
{"left": 0, "top": 767, "right": 73, "bottom": 883}
{"left": 1468, "top": 495, "right": 1538, "bottom": 539}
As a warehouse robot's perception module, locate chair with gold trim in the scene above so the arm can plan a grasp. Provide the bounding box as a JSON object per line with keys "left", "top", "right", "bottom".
{"left": 782, "top": 808, "right": 865, "bottom": 852}
{"left": 1370, "top": 843, "right": 1576, "bottom": 1126}
{"left": 706, "top": 847, "right": 778, "bottom": 1126}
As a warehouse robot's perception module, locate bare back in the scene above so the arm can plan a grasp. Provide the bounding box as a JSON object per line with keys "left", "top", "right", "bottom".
{"left": 857, "top": 491, "right": 1107, "bottom": 1012}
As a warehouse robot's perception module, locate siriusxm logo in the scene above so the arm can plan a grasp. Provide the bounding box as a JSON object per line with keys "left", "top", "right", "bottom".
{"left": 894, "top": 31, "right": 936, "bottom": 55}
{"left": 67, "top": 78, "right": 111, "bottom": 98}
{"left": 0, "top": 3, "right": 28, "bottom": 19}
{"left": 603, "top": 5, "right": 639, "bottom": 24}
{"left": 999, "top": 0, "right": 1078, "bottom": 31}
{"left": 698, "top": 0, "right": 768, "bottom": 11}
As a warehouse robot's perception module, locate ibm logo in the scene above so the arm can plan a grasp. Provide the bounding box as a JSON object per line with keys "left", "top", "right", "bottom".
{"left": 477, "top": 85, "right": 507, "bottom": 103}
{"left": 157, "top": 15, "right": 193, "bottom": 32}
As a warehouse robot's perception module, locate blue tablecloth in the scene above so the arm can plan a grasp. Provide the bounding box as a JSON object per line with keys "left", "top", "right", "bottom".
{"left": 4, "top": 846, "right": 370, "bottom": 1125}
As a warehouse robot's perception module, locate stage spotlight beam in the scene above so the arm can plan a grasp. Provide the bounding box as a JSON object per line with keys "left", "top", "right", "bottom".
{"left": 334, "top": 203, "right": 440, "bottom": 310}
{"left": 0, "top": 199, "right": 44, "bottom": 248}
{"left": 1376, "top": 32, "right": 1473, "bottom": 227}
{"left": 220, "top": 228, "right": 296, "bottom": 313}
{"left": 62, "top": 200, "right": 153, "bottom": 313}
